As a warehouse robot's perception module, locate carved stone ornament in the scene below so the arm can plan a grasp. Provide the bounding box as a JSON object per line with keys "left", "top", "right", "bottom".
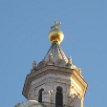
{"left": 48, "top": 53, "right": 54, "bottom": 64}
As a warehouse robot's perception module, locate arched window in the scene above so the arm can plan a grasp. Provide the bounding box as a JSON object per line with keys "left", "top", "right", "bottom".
{"left": 38, "top": 88, "right": 44, "bottom": 103}
{"left": 55, "top": 86, "right": 63, "bottom": 107}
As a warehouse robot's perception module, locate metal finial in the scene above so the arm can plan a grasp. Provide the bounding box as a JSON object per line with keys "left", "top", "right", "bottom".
{"left": 51, "top": 21, "right": 61, "bottom": 29}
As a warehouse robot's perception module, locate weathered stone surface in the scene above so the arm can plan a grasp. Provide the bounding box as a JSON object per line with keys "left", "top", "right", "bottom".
{"left": 22, "top": 65, "right": 87, "bottom": 107}
{"left": 18, "top": 25, "right": 88, "bottom": 107}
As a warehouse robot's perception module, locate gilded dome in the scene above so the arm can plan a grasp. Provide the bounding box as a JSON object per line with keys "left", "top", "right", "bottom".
{"left": 49, "top": 28, "right": 64, "bottom": 44}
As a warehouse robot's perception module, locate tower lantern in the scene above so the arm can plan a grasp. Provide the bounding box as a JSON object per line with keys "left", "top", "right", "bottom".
{"left": 15, "top": 23, "right": 87, "bottom": 107}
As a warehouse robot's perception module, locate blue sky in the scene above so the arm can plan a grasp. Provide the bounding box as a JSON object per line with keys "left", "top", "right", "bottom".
{"left": 0, "top": 0, "right": 107, "bottom": 107}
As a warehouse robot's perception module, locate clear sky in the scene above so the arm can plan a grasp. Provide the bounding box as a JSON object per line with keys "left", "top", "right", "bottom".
{"left": 0, "top": 0, "right": 107, "bottom": 107}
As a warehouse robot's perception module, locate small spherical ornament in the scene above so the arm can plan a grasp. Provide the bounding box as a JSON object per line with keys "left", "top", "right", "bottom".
{"left": 49, "top": 28, "right": 64, "bottom": 44}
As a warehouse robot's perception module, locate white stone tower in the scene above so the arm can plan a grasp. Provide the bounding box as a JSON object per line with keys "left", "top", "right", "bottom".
{"left": 16, "top": 22, "right": 87, "bottom": 107}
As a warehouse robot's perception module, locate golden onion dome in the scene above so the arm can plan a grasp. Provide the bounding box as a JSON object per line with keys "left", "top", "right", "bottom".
{"left": 48, "top": 22, "right": 64, "bottom": 44}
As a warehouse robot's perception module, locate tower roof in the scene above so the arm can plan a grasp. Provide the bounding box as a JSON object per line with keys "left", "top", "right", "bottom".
{"left": 36, "top": 22, "right": 73, "bottom": 68}
{"left": 43, "top": 42, "right": 69, "bottom": 67}
{"left": 32, "top": 22, "right": 80, "bottom": 70}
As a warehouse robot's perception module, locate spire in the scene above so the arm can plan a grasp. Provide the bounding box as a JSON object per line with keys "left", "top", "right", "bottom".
{"left": 43, "top": 42, "right": 68, "bottom": 67}
{"left": 34, "top": 22, "right": 74, "bottom": 69}
{"left": 43, "top": 22, "right": 71, "bottom": 67}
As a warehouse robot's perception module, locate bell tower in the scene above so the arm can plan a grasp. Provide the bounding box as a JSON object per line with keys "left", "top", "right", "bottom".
{"left": 22, "top": 22, "right": 87, "bottom": 107}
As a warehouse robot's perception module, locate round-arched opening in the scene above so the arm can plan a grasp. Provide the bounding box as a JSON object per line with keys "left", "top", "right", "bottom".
{"left": 38, "top": 88, "right": 44, "bottom": 103}
{"left": 55, "top": 86, "right": 63, "bottom": 107}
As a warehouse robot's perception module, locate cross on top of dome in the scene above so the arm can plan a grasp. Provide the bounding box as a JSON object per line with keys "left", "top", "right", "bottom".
{"left": 51, "top": 21, "right": 61, "bottom": 29}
